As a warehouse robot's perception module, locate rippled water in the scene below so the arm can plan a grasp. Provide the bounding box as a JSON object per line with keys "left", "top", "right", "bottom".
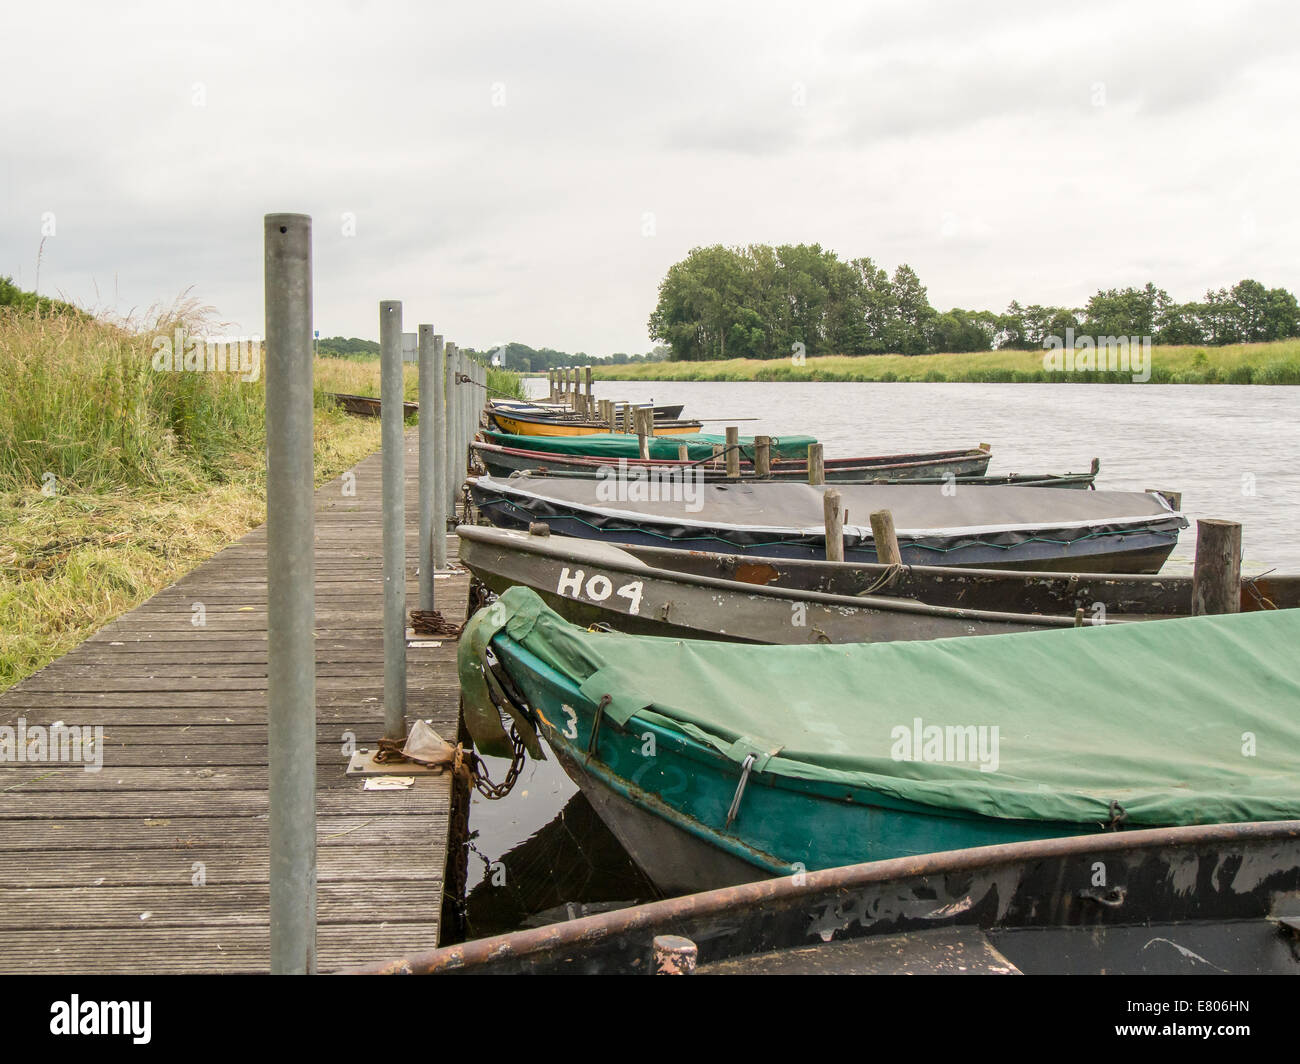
{"left": 453, "top": 380, "right": 1300, "bottom": 940}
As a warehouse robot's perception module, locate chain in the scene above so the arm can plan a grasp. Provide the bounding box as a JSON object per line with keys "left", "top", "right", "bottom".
{"left": 455, "top": 726, "right": 528, "bottom": 800}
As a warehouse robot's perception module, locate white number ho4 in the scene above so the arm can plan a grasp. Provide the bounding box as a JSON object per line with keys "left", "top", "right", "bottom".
{"left": 556, "top": 567, "right": 643, "bottom": 615}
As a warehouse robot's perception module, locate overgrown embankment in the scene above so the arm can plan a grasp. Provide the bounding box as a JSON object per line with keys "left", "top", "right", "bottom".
{"left": 1, "top": 306, "right": 522, "bottom": 690}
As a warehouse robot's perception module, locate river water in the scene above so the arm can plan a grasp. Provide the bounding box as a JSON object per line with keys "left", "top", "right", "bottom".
{"left": 452, "top": 380, "right": 1300, "bottom": 940}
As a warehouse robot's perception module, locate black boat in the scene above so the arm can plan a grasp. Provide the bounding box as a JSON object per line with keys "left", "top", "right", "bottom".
{"left": 350, "top": 820, "right": 1300, "bottom": 974}
{"left": 467, "top": 474, "right": 1188, "bottom": 573}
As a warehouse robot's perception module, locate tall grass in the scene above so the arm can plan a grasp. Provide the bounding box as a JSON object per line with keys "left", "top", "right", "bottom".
{"left": 0, "top": 301, "right": 267, "bottom": 494}
{"left": 589, "top": 339, "right": 1300, "bottom": 385}
{"left": 0, "top": 301, "right": 386, "bottom": 690}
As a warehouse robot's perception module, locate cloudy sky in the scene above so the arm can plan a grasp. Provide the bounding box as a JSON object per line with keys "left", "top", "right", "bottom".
{"left": 3, "top": 0, "right": 1298, "bottom": 354}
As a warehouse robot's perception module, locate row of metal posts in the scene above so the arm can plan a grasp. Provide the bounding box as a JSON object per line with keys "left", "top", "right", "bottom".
{"left": 264, "top": 213, "right": 486, "bottom": 974}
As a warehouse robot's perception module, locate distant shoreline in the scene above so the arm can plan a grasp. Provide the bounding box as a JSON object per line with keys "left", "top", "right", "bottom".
{"left": 575, "top": 340, "right": 1300, "bottom": 385}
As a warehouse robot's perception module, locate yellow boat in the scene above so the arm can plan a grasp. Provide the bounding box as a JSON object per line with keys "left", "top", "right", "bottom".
{"left": 491, "top": 410, "right": 704, "bottom": 437}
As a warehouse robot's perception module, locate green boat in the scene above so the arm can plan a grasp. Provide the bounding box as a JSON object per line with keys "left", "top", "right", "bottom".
{"left": 460, "top": 587, "right": 1300, "bottom": 895}
{"left": 482, "top": 429, "right": 818, "bottom": 462}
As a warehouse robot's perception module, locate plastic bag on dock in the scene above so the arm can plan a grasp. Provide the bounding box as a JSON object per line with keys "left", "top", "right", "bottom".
{"left": 401, "top": 719, "right": 455, "bottom": 768}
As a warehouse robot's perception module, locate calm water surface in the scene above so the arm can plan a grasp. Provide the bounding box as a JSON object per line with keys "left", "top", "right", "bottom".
{"left": 454, "top": 381, "right": 1300, "bottom": 939}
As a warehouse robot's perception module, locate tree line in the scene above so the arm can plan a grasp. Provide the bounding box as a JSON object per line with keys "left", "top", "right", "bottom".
{"left": 647, "top": 245, "right": 1300, "bottom": 360}
{"left": 461, "top": 341, "right": 670, "bottom": 372}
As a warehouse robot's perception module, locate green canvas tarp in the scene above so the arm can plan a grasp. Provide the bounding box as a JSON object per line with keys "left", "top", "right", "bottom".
{"left": 482, "top": 430, "right": 818, "bottom": 462}
{"left": 461, "top": 586, "right": 1300, "bottom": 828}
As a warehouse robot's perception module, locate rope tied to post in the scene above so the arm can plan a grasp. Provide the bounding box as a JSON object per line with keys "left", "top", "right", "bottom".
{"left": 855, "top": 562, "right": 908, "bottom": 596}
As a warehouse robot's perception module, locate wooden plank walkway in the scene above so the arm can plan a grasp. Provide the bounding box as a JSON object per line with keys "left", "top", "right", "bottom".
{"left": 0, "top": 430, "right": 464, "bottom": 973}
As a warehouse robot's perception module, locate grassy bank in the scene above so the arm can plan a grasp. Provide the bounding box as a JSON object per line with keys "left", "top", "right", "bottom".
{"left": 2, "top": 310, "right": 524, "bottom": 691}
{"left": 589, "top": 339, "right": 1300, "bottom": 384}
{"left": 314, "top": 355, "right": 527, "bottom": 402}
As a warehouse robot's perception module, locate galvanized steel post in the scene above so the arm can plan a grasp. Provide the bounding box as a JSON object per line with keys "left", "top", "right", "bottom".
{"left": 418, "top": 324, "right": 437, "bottom": 611}
{"left": 264, "top": 212, "right": 317, "bottom": 975}
{"left": 432, "top": 334, "right": 448, "bottom": 565}
{"left": 444, "top": 342, "right": 458, "bottom": 513}
{"left": 380, "top": 300, "right": 407, "bottom": 742}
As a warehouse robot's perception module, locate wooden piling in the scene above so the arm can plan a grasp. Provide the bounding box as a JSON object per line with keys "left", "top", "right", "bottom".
{"left": 754, "top": 436, "right": 771, "bottom": 478}
{"left": 824, "top": 489, "right": 844, "bottom": 563}
{"left": 636, "top": 408, "right": 650, "bottom": 460}
{"left": 725, "top": 426, "right": 740, "bottom": 479}
{"left": 1192, "top": 519, "right": 1242, "bottom": 615}
{"left": 807, "top": 443, "right": 825, "bottom": 486}
{"left": 869, "top": 509, "right": 902, "bottom": 566}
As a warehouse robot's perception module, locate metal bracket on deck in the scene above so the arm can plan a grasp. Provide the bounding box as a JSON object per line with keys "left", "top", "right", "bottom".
{"left": 346, "top": 748, "right": 446, "bottom": 777}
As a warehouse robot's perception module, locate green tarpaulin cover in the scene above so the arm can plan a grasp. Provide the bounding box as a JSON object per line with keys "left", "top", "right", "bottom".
{"left": 462, "top": 586, "right": 1300, "bottom": 827}
{"left": 483, "top": 430, "right": 818, "bottom": 462}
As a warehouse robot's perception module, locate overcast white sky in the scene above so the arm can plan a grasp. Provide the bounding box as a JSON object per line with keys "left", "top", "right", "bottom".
{"left": 3, "top": 0, "right": 1298, "bottom": 354}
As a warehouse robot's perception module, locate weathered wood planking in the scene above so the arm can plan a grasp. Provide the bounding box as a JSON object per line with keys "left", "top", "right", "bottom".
{"left": 0, "top": 431, "right": 464, "bottom": 973}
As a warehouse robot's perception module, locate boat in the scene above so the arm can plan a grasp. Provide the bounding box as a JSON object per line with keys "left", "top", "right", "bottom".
{"left": 489, "top": 399, "right": 685, "bottom": 422}
{"left": 330, "top": 392, "right": 418, "bottom": 418}
{"left": 351, "top": 820, "right": 1300, "bottom": 974}
{"left": 489, "top": 409, "right": 704, "bottom": 437}
{"left": 455, "top": 524, "right": 1300, "bottom": 644}
{"left": 455, "top": 585, "right": 1300, "bottom": 896}
{"left": 466, "top": 474, "right": 1188, "bottom": 573}
{"left": 481, "top": 430, "right": 820, "bottom": 463}
{"left": 472, "top": 441, "right": 1007, "bottom": 483}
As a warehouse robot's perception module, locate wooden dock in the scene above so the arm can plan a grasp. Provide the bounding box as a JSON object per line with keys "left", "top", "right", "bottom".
{"left": 0, "top": 431, "right": 463, "bottom": 973}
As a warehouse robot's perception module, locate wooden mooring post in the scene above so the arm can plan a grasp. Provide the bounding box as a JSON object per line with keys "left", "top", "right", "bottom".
{"left": 807, "top": 442, "right": 825, "bottom": 486}
{"left": 636, "top": 408, "right": 651, "bottom": 460}
{"left": 754, "top": 436, "right": 771, "bottom": 478}
{"left": 870, "top": 509, "right": 902, "bottom": 566}
{"left": 1192, "top": 519, "right": 1242, "bottom": 615}
{"left": 725, "top": 426, "right": 740, "bottom": 478}
{"left": 823, "top": 489, "right": 844, "bottom": 562}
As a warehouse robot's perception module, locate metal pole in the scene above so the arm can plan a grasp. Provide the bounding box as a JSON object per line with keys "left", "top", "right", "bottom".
{"left": 452, "top": 345, "right": 464, "bottom": 495}
{"left": 264, "top": 212, "right": 316, "bottom": 975}
{"left": 418, "top": 324, "right": 437, "bottom": 611}
{"left": 444, "top": 342, "right": 458, "bottom": 512}
{"left": 380, "top": 300, "right": 406, "bottom": 742}
{"left": 432, "top": 334, "right": 447, "bottom": 564}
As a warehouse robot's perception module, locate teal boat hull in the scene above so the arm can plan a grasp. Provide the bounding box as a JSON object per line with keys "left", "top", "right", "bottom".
{"left": 492, "top": 637, "right": 1094, "bottom": 895}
